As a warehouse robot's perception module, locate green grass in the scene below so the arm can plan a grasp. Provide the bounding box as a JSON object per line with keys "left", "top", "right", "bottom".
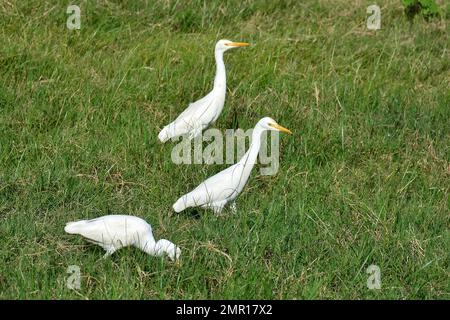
{"left": 0, "top": 0, "right": 449, "bottom": 299}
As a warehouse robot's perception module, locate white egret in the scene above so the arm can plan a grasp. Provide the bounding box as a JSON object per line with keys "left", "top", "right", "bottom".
{"left": 64, "top": 215, "right": 181, "bottom": 261}
{"left": 158, "top": 39, "right": 250, "bottom": 142}
{"left": 172, "top": 117, "right": 292, "bottom": 214}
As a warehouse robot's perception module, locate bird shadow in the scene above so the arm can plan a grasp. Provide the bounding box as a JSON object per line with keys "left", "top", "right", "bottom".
{"left": 180, "top": 208, "right": 202, "bottom": 220}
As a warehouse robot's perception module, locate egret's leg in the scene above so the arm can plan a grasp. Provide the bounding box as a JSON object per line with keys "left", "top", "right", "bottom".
{"left": 103, "top": 246, "right": 117, "bottom": 259}
{"left": 212, "top": 206, "right": 224, "bottom": 215}
{"left": 230, "top": 201, "right": 237, "bottom": 214}
{"left": 188, "top": 125, "right": 203, "bottom": 140}
{"left": 210, "top": 201, "right": 226, "bottom": 215}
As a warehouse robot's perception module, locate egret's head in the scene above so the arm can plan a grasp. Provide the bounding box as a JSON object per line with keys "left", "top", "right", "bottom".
{"left": 258, "top": 117, "right": 292, "bottom": 134}
{"left": 156, "top": 239, "right": 181, "bottom": 262}
{"left": 216, "top": 39, "right": 250, "bottom": 52}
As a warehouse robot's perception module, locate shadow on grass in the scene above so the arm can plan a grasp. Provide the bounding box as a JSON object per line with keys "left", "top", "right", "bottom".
{"left": 179, "top": 208, "right": 202, "bottom": 220}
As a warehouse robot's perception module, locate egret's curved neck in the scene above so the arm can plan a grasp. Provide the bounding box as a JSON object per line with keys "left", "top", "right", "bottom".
{"left": 213, "top": 50, "right": 226, "bottom": 91}
{"left": 238, "top": 126, "right": 265, "bottom": 181}
{"left": 138, "top": 236, "right": 157, "bottom": 256}
{"left": 140, "top": 239, "right": 170, "bottom": 257}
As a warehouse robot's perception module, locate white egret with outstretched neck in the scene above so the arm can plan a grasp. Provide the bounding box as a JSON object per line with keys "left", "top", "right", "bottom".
{"left": 64, "top": 215, "right": 181, "bottom": 261}
{"left": 158, "top": 39, "right": 250, "bottom": 142}
{"left": 172, "top": 117, "right": 292, "bottom": 214}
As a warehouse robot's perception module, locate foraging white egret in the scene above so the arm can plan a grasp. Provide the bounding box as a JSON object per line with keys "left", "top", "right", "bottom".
{"left": 172, "top": 117, "right": 292, "bottom": 214}
{"left": 158, "top": 39, "right": 250, "bottom": 142}
{"left": 64, "top": 215, "right": 181, "bottom": 261}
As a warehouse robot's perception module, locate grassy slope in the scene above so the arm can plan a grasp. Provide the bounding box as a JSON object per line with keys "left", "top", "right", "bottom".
{"left": 0, "top": 0, "right": 449, "bottom": 299}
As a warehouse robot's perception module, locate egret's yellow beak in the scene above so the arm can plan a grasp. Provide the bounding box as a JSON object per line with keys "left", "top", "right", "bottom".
{"left": 269, "top": 123, "right": 292, "bottom": 134}
{"left": 225, "top": 42, "right": 250, "bottom": 47}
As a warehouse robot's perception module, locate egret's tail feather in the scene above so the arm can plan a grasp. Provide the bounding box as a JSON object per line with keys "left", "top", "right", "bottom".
{"left": 64, "top": 221, "right": 87, "bottom": 234}
{"left": 158, "top": 126, "right": 171, "bottom": 143}
{"left": 173, "top": 197, "right": 188, "bottom": 213}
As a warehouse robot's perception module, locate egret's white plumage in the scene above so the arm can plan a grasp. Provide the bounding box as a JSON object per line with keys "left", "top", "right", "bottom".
{"left": 173, "top": 117, "right": 292, "bottom": 214}
{"left": 158, "top": 39, "right": 250, "bottom": 142}
{"left": 64, "top": 215, "right": 181, "bottom": 261}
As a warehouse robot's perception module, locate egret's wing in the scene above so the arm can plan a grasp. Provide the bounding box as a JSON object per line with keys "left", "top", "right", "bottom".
{"left": 172, "top": 93, "right": 217, "bottom": 130}
{"left": 183, "top": 163, "right": 245, "bottom": 206}
{"left": 73, "top": 218, "right": 115, "bottom": 244}
{"left": 74, "top": 216, "right": 145, "bottom": 245}
{"left": 159, "top": 92, "right": 219, "bottom": 142}
{"left": 177, "top": 93, "right": 215, "bottom": 120}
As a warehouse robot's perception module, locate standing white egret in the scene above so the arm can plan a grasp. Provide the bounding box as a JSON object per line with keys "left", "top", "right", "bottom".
{"left": 172, "top": 117, "right": 292, "bottom": 214}
{"left": 64, "top": 215, "right": 181, "bottom": 261}
{"left": 158, "top": 39, "right": 250, "bottom": 142}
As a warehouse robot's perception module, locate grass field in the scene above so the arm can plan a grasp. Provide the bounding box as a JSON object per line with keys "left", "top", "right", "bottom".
{"left": 0, "top": 0, "right": 449, "bottom": 299}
